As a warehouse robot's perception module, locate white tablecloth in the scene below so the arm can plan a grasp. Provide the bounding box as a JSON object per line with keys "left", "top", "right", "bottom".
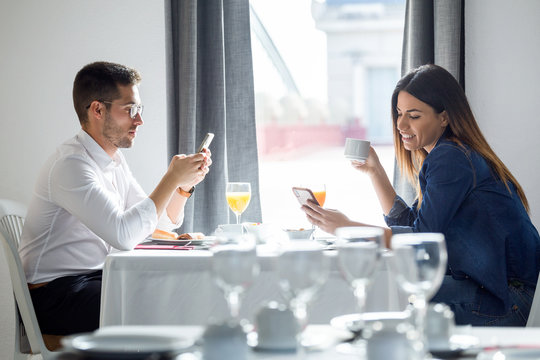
{"left": 100, "top": 248, "right": 408, "bottom": 326}
{"left": 54, "top": 325, "right": 540, "bottom": 360}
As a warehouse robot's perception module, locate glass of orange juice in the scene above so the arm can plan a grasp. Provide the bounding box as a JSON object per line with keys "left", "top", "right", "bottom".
{"left": 226, "top": 182, "right": 252, "bottom": 224}
{"left": 311, "top": 184, "right": 326, "bottom": 207}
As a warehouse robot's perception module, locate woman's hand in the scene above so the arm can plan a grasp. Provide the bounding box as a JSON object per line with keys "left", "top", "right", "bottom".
{"left": 301, "top": 200, "right": 354, "bottom": 235}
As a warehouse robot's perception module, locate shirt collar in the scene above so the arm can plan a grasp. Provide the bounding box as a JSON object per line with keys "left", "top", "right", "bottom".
{"left": 77, "top": 129, "right": 122, "bottom": 170}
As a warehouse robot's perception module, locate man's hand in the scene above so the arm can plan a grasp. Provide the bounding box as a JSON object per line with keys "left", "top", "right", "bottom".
{"left": 167, "top": 149, "right": 212, "bottom": 190}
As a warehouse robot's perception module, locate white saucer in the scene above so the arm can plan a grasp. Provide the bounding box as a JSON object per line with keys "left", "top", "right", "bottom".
{"left": 429, "top": 334, "right": 479, "bottom": 358}
{"left": 330, "top": 312, "right": 410, "bottom": 334}
{"left": 62, "top": 332, "right": 194, "bottom": 359}
{"left": 477, "top": 348, "right": 540, "bottom": 360}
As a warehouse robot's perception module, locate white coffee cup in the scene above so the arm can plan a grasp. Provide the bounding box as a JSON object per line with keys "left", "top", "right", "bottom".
{"left": 344, "top": 138, "right": 370, "bottom": 161}
{"left": 425, "top": 303, "right": 455, "bottom": 350}
{"left": 202, "top": 320, "right": 249, "bottom": 360}
{"left": 362, "top": 311, "right": 424, "bottom": 360}
{"left": 255, "top": 302, "right": 297, "bottom": 351}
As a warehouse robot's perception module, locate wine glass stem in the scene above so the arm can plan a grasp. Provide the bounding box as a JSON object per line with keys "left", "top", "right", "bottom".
{"left": 354, "top": 283, "right": 367, "bottom": 313}
{"left": 236, "top": 213, "right": 241, "bottom": 225}
{"left": 413, "top": 293, "right": 427, "bottom": 343}
{"left": 291, "top": 300, "right": 308, "bottom": 358}
{"left": 226, "top": 291, "right": 240, "bottom": 319}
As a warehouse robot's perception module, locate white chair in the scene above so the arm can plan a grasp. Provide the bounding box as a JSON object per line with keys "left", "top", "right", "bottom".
{"left": 0, "top": 198, "right": 26, "bottom": 246}
{"left": 526, "top": 275, "right": 540, "bottom": 326}
{"left": 0, "top": 199, "right": 55, "bottom": 359}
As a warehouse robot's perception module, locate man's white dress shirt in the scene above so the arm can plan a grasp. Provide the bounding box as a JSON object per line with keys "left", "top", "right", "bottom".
{"left": 19, "top": 130, "right": 181, "bottom": 284}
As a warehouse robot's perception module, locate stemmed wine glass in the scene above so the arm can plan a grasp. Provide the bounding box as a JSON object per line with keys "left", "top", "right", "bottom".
{"left": 390, "top": 233, "right": 447, "bottom": 349}
{"left": 210, "top": 233, "right": 259, "bottom": 319}
{"left": 226, "top": 182, "right": 251, "bottom": 224}
{"left": 335, "top": 226, "right": 382, "bottom": 353}
{"left": 276, "top": 242, "right": 330, "bottom": 355}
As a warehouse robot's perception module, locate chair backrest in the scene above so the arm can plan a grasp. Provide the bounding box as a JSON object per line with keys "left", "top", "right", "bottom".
{"left": 526, "top": 274, "right": 540, "bottom": 326}
{"left": 0, "top": 198, "right": 27, "bottom": 246}
{"left": 0, "top": 200, "right": 53, "bottom": 359}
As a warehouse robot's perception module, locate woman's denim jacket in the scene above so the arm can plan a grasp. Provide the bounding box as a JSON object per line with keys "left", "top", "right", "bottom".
{"left": 385, "top": 137, "right": 540, "bottom": 315}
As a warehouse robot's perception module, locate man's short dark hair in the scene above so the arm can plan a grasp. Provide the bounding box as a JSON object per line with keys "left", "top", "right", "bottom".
{"left": 73, "top": 61, "right": 141, "bottom": 124}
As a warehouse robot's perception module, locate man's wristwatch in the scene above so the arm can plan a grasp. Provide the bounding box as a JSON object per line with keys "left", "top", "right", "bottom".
{"left": 177, "top": 186, "right": 195, "bottom": 198}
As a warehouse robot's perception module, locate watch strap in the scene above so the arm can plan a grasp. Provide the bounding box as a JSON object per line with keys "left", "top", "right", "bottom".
{"left": 177, "top": 186, "right": 195, "bottom": 198}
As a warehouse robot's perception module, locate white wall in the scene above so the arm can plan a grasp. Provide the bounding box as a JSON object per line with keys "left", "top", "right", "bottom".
{"left": 0, "top": 1, "right": 167, "bottom": 358}
{"left": 465, "top": 0, "right": 540, "bottom": 227}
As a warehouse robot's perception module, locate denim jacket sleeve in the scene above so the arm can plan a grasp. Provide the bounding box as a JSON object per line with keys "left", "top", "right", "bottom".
{"left": 384, "top": 195, "right": 417, "bottom": 234}
{"left": 385, "top": 143, "right": 476, "bottom": 234}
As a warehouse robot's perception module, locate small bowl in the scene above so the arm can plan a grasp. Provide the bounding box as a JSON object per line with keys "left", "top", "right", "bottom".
{"left": 284, "top": 228, "right": 314, "bottom": 240}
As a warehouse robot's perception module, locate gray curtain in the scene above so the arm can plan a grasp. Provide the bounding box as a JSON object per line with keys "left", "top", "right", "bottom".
{"left": 393, "top": 0, "right": 464, "bottom": 204}
{"left": 165, "top": 0, "right": 262, "bottom": 234}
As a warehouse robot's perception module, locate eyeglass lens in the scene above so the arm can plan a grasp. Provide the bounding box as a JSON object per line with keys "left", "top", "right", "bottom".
{"left": 130, "top": 105, "right": 144, "bottom": 119}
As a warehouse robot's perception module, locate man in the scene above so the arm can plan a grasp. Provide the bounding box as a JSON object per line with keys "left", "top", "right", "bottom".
{"left": 19, "top": 61, "right": 211, "bottom": 339}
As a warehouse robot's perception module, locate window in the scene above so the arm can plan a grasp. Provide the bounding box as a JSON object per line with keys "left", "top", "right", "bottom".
{"left": 250, "top": 0, "right": 405, "bottom": 231}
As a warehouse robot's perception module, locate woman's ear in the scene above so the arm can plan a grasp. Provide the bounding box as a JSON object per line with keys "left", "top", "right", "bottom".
{"left": 439, "top": 110, "right": 449, "bottom": 127}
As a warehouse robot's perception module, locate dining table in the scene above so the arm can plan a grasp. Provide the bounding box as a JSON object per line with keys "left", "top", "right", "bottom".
{"left": 100, "top": 244, "right": 408, "bottom": 327}
{"left": 52, "top": 324, "right": 540, "bottom": 359}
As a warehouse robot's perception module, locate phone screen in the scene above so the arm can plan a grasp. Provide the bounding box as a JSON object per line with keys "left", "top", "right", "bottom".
{"left": 292, "top": 187, "right": 320, "bottom": 206}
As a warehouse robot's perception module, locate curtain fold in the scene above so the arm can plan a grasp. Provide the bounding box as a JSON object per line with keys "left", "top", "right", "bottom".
{"left": 393, "top": 0, "right": 464, "bottom": 205}
{"left": 165, "top": 0, "right": 262, "bottom": 234}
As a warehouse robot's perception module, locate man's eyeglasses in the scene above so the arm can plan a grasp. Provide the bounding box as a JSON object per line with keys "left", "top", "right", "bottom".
{"left": 86, "top": 100, "right": 144, "bottom": 119}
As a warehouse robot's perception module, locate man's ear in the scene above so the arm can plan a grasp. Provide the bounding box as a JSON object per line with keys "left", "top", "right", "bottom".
{"left": 88, "top": 101, "right": 105, "bottom": 120}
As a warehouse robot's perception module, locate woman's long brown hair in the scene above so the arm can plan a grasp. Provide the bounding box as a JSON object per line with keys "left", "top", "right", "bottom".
{"left": 391, "top": 64, "right": 529, "bottom": 211}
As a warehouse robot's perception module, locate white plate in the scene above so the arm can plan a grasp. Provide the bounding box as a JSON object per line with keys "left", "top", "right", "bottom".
{"left": 61, "top": 332, "right": 194, "bottom": 359}
{"left": 146, "top": 236, "right": 216, "bottom": 246}
{"left": 477, "top": 348, "right": 540, "bottom": 360}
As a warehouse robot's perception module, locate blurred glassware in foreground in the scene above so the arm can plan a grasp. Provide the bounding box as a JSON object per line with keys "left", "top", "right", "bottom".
{"left": 390, "top": 232, "right": 448, "bottom": 356}
{"left": 334, "top": 226, "right": 382, "bottom": 353}
{"left": 210, "top": 233, "right": 259, "bottom": 320}
{"left": 276, "top": 242, "right": 330, "bottom": 355}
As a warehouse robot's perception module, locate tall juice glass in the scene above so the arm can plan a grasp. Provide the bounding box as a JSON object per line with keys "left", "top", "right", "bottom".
{"left": 309, "top": 184, "right": 326, "bottom": 234}
{"left": 226, "top": 182, "right": 251, "bottom": 224}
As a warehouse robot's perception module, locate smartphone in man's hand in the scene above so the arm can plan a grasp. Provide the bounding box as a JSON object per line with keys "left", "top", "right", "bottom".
{"left": 196, "top": 133, "right": 214, "bottom": 153}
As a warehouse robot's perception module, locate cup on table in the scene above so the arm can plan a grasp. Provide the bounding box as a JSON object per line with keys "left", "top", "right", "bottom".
{"left": 361, "top": 311, "right": 424, "bottom": 360}
{"left": 425, "top": 303, "right": 455, "bottom": 350}
{"left": 344, "top": 138, "right": 370, "bottom": 161}
{"left": 255, "top": 301, "right": 297, "bottom": 351}
{"left": 202, "top": 320, "right": 249, "bottom": 360}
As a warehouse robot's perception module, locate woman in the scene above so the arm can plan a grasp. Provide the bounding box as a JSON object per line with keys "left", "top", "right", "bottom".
{"left": 302, "top": 64, "right": 540, "bottom": 326}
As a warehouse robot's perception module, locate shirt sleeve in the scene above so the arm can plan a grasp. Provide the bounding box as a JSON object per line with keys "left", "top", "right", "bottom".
{"left": 122, "top": 158, "right": 184, "bottom": 233}
{"left": 156, "top": 209, "right": 184, "bottom": 232}
{"left": 50, "top": 155, "right": 158, "bottom": 250}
